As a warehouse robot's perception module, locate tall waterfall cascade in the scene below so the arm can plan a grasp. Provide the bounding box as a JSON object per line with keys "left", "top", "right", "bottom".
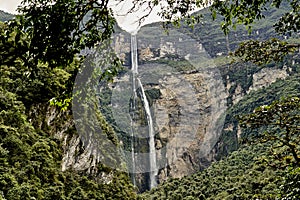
{"left": 130, "top": 34, "right": 158, "bottom": 189}
{"left": 130, "top": 111, "right": 136, "bottom": 187}
{"left": 130, "top": 34, "right": 137, "bottom": 187}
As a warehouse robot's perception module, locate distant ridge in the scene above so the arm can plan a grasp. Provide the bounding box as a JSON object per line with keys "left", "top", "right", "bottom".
{"left": 0, "top": 10, "right": 14, "bottom": 22}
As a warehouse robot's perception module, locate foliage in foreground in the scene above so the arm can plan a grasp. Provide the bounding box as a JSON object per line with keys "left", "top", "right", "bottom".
{"left": 0, "top": 67, "right": 137, "bottom": 199}
{"left": 1, "top": 0, "right": 299, "bottom": 198}
{"left": 0, "top": 12, "right": 136, "bottom": 200}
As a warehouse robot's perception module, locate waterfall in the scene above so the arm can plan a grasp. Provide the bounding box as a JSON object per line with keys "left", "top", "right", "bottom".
{"left": 130, "top": 34, "right": 157, "bottom": 189}
{"left": 130, "top": 111, "right": 136, "bottom": 186}
{"left": 137, "top": 78, "right": 158, "bottom": 189}
{"left": 130, "top": 35, "right": 137, "bottom": 186}
{"left": 131, "top": 35, "right": 138, "bottom": 74}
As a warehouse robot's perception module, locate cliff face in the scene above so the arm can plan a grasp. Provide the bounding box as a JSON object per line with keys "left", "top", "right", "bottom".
{"left": 46, "top": 24, "right": 290, "bottom": 190}
{"left": 152, "top": 62, "right": 289, "bottom": 185}
{"left": 107, "top": 27, "right": 228, "bottom": 188}
{"left": 28, "top": 103, "right": 117, "bottom": 184}
{"left": 153, "top": 69, "right": 227, "bottom": 181}
{"left": 106, "top": 25, "right": 292, "bottom": 188}
{"left": 248, "top": 67, "right": 288, "bottom": 93}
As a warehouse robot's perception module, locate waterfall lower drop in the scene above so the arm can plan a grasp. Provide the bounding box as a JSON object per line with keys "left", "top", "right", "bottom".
{"left": 130, "top": 34, "right": 137, "bottom": 187}
{"left": 130, "top": 112, "right": 136, "bottom": 187}
{"left": 137, "top": 78, "right": 158, "bottom": 189}
{"left": 130, "top": 34, "right": 157, "bottom": 189}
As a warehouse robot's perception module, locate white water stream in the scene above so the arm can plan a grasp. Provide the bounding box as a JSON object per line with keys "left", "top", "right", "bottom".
{"left": 130, "top": 34, "right": 157, "bottom": 189}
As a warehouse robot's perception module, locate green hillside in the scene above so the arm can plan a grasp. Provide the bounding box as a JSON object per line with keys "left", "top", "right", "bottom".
{"left": 136, "top": 3, "right": 300, "bottom": 199}
{"left": 139, "top": 73, "right": 300, "bottom": 199}
{"left": 140, "top": 143, "right": 283, "bottom": 199}
{"left": 1, "top": 0, "right": 299, "bottom": 199}
{"left": 0, "top": 11, "right": 136, "bottom": 200}
{"left": 0, "top": 10, "right": 14, "bottom": 22}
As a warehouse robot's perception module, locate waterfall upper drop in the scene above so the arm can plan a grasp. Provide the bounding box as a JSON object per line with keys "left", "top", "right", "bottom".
{"left": 131, "top": 35, "right": 138, "bottom": 74}
{"left": 130, "top": 34, "right": 158, "bottom": 189}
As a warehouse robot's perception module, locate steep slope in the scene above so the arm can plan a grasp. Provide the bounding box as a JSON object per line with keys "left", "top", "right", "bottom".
{"left": 139, "top": 69, "right": 299, "bottom": 199}
{"left": 101, "top": 4, "right": 299, "bottom": 192}
{"left": 0, "top": 10, "right": 14, "bottom": 22}
{"left": 140, "top": 143, "right": 283, "bottom": 199}
{"left": 0, "top": 17, "right": 137, "bottom": 199}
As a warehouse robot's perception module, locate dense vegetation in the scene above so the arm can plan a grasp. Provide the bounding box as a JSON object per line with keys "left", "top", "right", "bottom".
{"left": 140, "top": 143, "right": 283, "bottom": 199}
{"left": 134, "top": 1, "right": 300, "bottom": 198}
{"left": 1, "top": 0, "right": 299, "bottom": 199}
{"left": 138, "top": 55, "right": 300, "bottom": 199}
{"left": 0, "top": 9, "right": 136, "bottom": 200}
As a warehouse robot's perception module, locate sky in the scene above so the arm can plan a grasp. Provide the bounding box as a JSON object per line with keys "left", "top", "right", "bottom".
{"left": 109, "top": 0, "right": 163, "bottom": 33}
{"left": 0, "top": 0, "right": 22, "bottom": 14}
{"left": 0, "top": 0, "right": 163, "bottom": 33}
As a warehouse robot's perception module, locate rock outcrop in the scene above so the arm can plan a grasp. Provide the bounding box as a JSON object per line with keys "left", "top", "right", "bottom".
{"left": 51, "top": 24, "right": 291, "bottom": 191}
{"left": 248, "top": 67, "right": 288, "bottom": 93}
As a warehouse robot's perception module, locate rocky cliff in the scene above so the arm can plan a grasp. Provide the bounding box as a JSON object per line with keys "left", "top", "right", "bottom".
{"left": 49, "top": 22, "right": 292, "bottom": 192}
{"left": 102, "top": 24, "right": 292, "bottom": 190}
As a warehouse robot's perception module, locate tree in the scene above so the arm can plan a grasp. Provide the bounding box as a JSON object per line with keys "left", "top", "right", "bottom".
{"left": 2, "top": 0, "right": 299, "bottom": 198}
{"left": 239, "top": 97, "right": 300, "bottom": 167}
{"left": 237, "top": 96, "right": 300, "bottom": 199}
{"left": 7, "top": 0, "right": 298, "bottom": 78}
{"left": 13, "top": 0, "right": 115, "bottom": 68}
{"left": 0, "top": 21, "right": 78, "bottom": 109}
{"left": 130, "top": 0, "right": 299, "bottom": 64}
{"left": 1, "top": 1, "right": 136, "bottom": 199}
{"left": 280, "top": 166, "right": 300, "bottom": 200}
{"left": 11, "top": 0, "right": 298, "bottom": 67}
